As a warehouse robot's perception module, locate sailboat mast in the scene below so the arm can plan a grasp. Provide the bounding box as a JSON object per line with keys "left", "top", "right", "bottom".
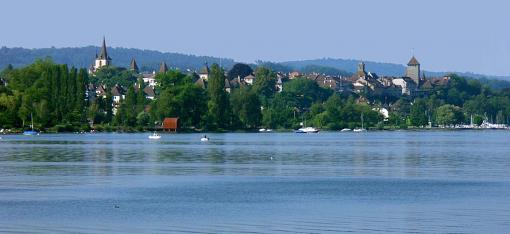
{"left": 361, "top": 113, "right": 364, "bottom": 129}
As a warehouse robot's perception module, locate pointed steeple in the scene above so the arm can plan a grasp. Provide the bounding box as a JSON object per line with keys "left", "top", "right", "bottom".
{"left": 98, "top": 36, "right": 109, "bottom": 60}
{"left": 407, "top": 56, "right": 420, "bottom": 66}
{"left": 199, "top": 62, "right": 210, "bottom": 75}
{"left": 159, "top": 61, "right": 168, "bottom": 73}
{"left": 130, "top": 58, "right": 139, "bottom": 73}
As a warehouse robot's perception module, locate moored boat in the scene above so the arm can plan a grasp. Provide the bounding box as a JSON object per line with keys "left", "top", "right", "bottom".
{"left": 148, "top": 132, "right": 161, "bottom": 140}
{"left": 295, "top": 127, "right": 319, "bottom": 133}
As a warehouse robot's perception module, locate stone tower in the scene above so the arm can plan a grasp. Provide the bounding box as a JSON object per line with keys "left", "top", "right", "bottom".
{"left": 406, "top": 56, "right": 420, "bottom": 85}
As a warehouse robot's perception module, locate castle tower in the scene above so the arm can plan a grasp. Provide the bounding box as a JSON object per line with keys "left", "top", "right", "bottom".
{"left": 406, "top": 56, "right": 420, "bottom": 85}
{"left": 94, "top": 37, "right": 112, "bottom": 71}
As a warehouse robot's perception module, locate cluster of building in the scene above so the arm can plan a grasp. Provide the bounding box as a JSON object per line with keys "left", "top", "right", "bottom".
{"left": 86, "top": 38, "right": 284, "bottom": 109}
{"left": 86, "top": 37, "right": 451, "bottom": 113}
{"left": 295, "top": 57, "right": 451, "bottom": 102}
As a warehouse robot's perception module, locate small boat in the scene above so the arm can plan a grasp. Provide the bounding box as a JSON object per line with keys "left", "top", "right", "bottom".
{"left": 148, "top": 132, "right": 161, "bottom": 140}
{"left": 23, "top": 130, "right": 39, "bottom": 136}
{"left": 340, "top": 128, "right": 352, "bottom": 132}
{"left": 259, "top": 128, "right": 266, "bottom": 132}
{"left": 200, "top": 135, "right": 209, "bottom": 142}
{"left": 295, "top": 127, "right": 319, "bottom": 133}
{"left": 353, "top": 113, "right": 367, "bottom": 132}
{"left": 23, "top": 113, "right": 39, "bottom": 136}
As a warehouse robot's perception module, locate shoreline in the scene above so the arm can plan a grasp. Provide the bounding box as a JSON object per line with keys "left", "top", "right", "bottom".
{"left": 1, "top": 127, "right": 509, "bottom": 135}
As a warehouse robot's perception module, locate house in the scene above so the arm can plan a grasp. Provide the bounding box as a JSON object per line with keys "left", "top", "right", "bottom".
{"left": 392, "top": 77, "right": 417, "bottom": 95}
{"left": 134, "top": 84, "right": 156, "bottom": 100}
{"left": 289, "top": 71, "right": 301, "bottom": 79}
{"left": 224, "top": 78, "right": 232, "bottom": 93}
{"left": 95, "top": 84, "right": 107, "bottom": 97}
{"left": 111, "top": 84, "right": 125, "bottom": 104}
{"left": 229, "top": 76, "right": 246, "bottom": 89}
{"left": 276, "top": 77, "right": 283, "bottom": 92}
{"left": 162, "top": 117, "right": 179, "bottom": 132}
{"left": 243, "top": 74, "right": 255, "bottom": 85}
{"left": 142, "top": 72, "right": 157, "bottom": 87}
{"left": 143, "top": 86, "right": 156, "bottom": 100}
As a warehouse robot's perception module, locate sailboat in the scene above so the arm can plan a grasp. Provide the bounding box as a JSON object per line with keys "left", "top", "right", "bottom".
{"left": 23, "top": 113, "right": 39, "bottom": 136}
{"left": 295, "top": 119, "right": 319, "bottom": 133}
{"left": 353, "top": 113, "right": 367, "bottom": 132}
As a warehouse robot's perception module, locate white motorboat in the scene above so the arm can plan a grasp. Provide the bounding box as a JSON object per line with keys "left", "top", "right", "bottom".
{"left": 259, "top": 128, "right": 266, "bottom": 132}
{"left": 340, "top": 128, "right": 352, "bottom": 132}
{"left": 148, "top": 132, "right": 161, "bottom": 140}
{"left": 200, "top": 135, "right": 209, "bottom": 142}
{"left": 295, "top": 127, "right": 319, "bottom": 133}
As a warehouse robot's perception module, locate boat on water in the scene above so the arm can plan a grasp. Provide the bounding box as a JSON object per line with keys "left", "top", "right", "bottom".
{"left": 23, "top": 130, "right": 39, "bottom": 136}
{"left": 148, "top": 132, "right": 161, "bottom": 140}
{"left": 295, "top": 127, "right": 320, "bottom": 133}
{"left": 200, "top": 135, "right": 209, "bottom": 142}
{"left": 259, "top": 128, "right": 273, "bottom": 132}
{"left": 23, "top": 113, "right": 39, "bottom": 136}
{"left": 340, "top": 128, "right": 352, "bottom": 132}
{"left": 353, "top": 113, "right": 367, "bottom": 132}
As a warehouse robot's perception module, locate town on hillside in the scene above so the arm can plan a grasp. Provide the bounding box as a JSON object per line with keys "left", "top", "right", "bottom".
{"left": 87, "top": 38, "right": 450, "bottom": 115}
{"left": 1, "top": 37, "right": 509, "bottom": 133}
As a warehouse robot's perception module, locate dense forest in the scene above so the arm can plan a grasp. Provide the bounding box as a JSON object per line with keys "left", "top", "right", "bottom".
{"left": 1, "top": 59, "right": 510, "bottom": 132}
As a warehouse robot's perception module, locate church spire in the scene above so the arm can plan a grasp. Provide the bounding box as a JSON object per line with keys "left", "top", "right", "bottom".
{"left": 159, "top": 61, "right": 168, "bottom": 73}
{"left": 130, "top": 57, "right": 139, "bottom": 73}
{"left": 98, "top": 36, "right": 109, "bottom": 60}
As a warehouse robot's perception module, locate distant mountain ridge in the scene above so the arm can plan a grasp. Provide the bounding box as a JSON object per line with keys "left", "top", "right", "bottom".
{"left": 0, "top": 46, "right": 235, "bottom": 72}
{"left": 1, "top": 46, "right": 509, "bottom": 82}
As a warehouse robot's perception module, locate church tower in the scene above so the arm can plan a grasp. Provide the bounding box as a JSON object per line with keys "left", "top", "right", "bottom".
{"left": 406, "top": 56, "right": 420, "bottom": 85}
{"left": 94, "top": 37, "right": 112, "bottom": 71}
{"left": 130, "top": 58, "right": 139, "bottom": 73}
{"left": 159, "top": 61, "right": 168, "bottom": 73}
{"left": 357, "top": 61, "right": 367, "bottom": 78}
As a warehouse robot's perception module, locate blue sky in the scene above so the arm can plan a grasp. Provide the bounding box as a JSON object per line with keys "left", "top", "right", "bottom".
{"left": 1, "top": 0, "right": 509, "bottom": 76}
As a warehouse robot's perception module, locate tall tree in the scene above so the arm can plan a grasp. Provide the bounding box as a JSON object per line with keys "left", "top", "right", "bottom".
{"left": 207, "top": 63, "right": 230, "bottom": 129}
{"left": 253, "top": 67, "right": 277, "bottom": 98}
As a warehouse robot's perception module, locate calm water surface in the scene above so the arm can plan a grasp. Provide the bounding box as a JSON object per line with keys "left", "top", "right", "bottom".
{"left": 1, "top": 131, "right": 510, "bottom": 233}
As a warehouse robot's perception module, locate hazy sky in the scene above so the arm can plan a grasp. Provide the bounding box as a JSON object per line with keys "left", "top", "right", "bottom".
{"left": 1, "top": 0, "right": 509, "bottom": 76}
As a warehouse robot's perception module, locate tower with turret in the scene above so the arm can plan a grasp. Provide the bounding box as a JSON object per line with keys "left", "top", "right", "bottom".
{"left": 405, "top": 56, "right": 420, "bottom": 85}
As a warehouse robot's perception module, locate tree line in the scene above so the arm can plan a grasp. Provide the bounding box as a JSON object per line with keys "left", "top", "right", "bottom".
{"left": 2, "top": 59, "right": 510, "bottom": 132}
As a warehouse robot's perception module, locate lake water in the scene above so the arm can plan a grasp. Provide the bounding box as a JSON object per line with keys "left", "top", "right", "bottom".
{"left": 1, "top": 131, "right": 510, "bottom": 233}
